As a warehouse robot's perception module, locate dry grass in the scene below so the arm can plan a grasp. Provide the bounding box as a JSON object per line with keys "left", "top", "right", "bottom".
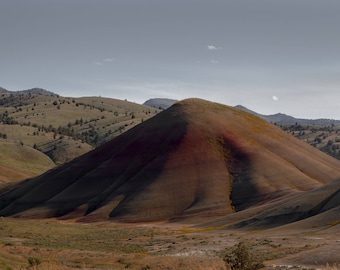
{"left": 0, "top": 142, "right": 55, "bottom": 185}
{"left": 0, "top": 94, "right": 160, "bottom": 182}
{"left": 1, "top": 217, "right": 340, "bottom": 269}
{"left": 0, "top": 218, "right": 227, "bottom": 269}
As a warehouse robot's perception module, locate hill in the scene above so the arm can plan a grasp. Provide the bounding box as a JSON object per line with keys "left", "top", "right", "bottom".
{"left": 0, "top": 86, "right": 58, "bottom": 96}
{"left": 0, "top": 86, "right": 9, "bottom": 93}
{"left": 1, "top": 98, "right": 340, "bottom": 223}
{"left": 0, "top": 141, "right": 55, "bottom": 188}
{"left": 0, "top": 92, "right": 160, "bottom": 182}
{"left": 236, "top": 105, "right": 340, "bottom": 159}
{"left": 199, "top": 174, "right": 340, "bottom": 228}
{"left": 15, "top": 87, "right": 58, "bottom": 96}
{"left": 143, "top": 98, "right": 177, "bottom": 109}
{"left": 236, "top": 104, "right": 340, "bottom": 126}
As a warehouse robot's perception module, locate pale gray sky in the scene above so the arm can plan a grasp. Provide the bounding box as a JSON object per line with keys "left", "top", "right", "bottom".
{"left": 1, "top": 0, "right": 340, "bottom": 119}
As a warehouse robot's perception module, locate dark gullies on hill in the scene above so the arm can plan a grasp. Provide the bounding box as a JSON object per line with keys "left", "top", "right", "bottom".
{"left": 200, "top": 176, "right": 340, "bottom": 230}
{"left": 1, "top": 98, "right": 340, "bottom": 225}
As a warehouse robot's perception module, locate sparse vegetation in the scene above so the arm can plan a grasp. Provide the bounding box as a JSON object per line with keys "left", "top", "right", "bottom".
{"left": 0, "top": 217, "right": 338, "bottom": 269}
{"left": 222, "top": 241, "right": 265, "bottom": 270}
{"left": 27, "top": 256, "right": 42, "bottom": 267}
{"left": 279, "top": 123, "right": 340, "bottom": 159}
{"left": 0, "top": 93, "right": 160, "bottom": 179}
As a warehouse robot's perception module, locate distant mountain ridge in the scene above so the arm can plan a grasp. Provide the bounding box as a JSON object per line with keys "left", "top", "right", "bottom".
{"left": 3, "top": 88, "right": 339, "bottom": 125}
{"left": 0, "top": 86, "right": 58, "bottom": 97}
{"left": 143, "top": 98, "right": 178, "bottom": 109}
{"left": 144, "top": 99, "right": 340, "bottom": 126}
{"left": 236, "top": 105, "right": 340, "bottom": 126}
{"left": 0, "top": 86, "right": 9, "bottom": 93}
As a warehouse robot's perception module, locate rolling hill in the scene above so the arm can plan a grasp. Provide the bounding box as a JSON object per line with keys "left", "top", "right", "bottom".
{"left": 0, "top": 91, "right": 160, "bottom": 182}
{"left": 0, "top": 87, "right": 58, "bottom": 96}
{"left": 236, "top": 105, "right": 340, "bottom": 159}
{"left": 236, "top": 104, "right": 340, "bottom": 126}
{"left": 0, "top": 142, "right": 55, "bottom": 187}
{"left": 1, "top": 98, "right": 340, "bottom": 225}
{"left": 143, "top": 98, "right": 177, "bottom": 109}
{"left": 0, "top": 86, "right": 9, "bottom": 93}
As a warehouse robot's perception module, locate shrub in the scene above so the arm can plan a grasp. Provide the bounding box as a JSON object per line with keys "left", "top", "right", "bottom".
{"left": 27, "top": 256, "right": 42, "bottom": 267}
{"left": 222, "top": 241, "right": 264, "bottom": 270}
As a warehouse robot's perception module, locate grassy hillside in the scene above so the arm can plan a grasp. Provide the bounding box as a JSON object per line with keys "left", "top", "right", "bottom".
{"left": 0, "top": 93, "right": 160, "bottom": 181}
{"left": 0, "top": 141, "right": 55, "bottom": 186}
{"left": 279, "top": 123, "right": 340, "bottom": 159}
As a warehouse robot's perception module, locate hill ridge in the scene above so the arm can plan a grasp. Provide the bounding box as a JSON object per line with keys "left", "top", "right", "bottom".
{"left": 0, "top": 86, "right": 58, "bottom": 96}
{"left": 1, "top": 98, "right": 340, "bottom": 223}
{"left": 235, "top": 104, "right": 340, "bottom": 126}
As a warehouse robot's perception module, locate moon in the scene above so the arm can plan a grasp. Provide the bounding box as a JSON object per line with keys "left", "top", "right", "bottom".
{"left": 272, "top": 95, "right": 279, "bottom": 101}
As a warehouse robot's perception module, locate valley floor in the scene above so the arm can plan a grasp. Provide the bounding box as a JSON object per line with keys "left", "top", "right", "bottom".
{"left": 0, "top": 218, "right": 339, "bottom": 270}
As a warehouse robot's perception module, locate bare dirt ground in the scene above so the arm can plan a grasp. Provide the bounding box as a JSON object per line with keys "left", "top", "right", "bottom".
{"left": 0, "top": 218, "right": 340, "bottom": 269}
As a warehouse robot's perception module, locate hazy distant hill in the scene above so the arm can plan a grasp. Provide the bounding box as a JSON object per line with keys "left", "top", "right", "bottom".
{"left": 236, "top": 105, "right": 340, "bottom": 126}
{"left": 0, "top": 86, "right": 58, "bottom": 97}
{"left": 16, "top": 87, "right": 59, "bottom": 96}
{"left": 144, "top": 101, "right": 340, "bottom": 126}
{"left": 143, "top": 98, "right": 178, "bottom": 110}
{"left": 0, "top": 87, "right": 9, "bottom": 93}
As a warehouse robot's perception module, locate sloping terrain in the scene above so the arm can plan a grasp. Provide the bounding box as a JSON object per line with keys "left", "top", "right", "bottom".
{"left": 1, "top": 98, "right": 340, "bottom": 223}
{"left": 143, "top": 98, "right": 178, "bottom": 109}
{"left": 0, "top": 92, "right": 160, "bottom": 182}
{"left": 236, "top": 104, "right": 340, "bottom": 126}
{"left": 199, "top": 177, "right": 340, "bottom": 232}
{"left": 236, "top": 105, "right": 340, "bottom": 160}
{"left": 215, "top": 177, "right": 340, "bottom": 230}
{"left": 281, "top": 123, "right": 340, "bottom": 160}
{"left": 0, "top": 86, "right": 9, "bottom": 93}
{"left": 0, "top": 93, "right": 159, "bottom": 151}
{"left": 0, "top": 142, "right": 55, "bottom": 187}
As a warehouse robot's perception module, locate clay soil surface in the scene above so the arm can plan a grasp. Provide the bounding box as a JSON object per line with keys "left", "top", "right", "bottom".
{"left": 0, "top": 218, "right": 339, "bottom": 270}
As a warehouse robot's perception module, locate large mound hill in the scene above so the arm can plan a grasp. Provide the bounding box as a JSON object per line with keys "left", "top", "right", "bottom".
{"left": 1, "top": 98, "right": 340, "bottom": 223}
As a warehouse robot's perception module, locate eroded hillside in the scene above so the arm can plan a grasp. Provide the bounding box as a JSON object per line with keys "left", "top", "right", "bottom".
{"left": 1, "top": 98, "right": 340, "bottom": 223}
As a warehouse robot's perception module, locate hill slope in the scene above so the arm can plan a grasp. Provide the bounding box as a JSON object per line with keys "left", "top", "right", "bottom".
{"left": 0, "top": 93, "right": 160, "bottom": 182}
{"left": 200, "top": 176, "right": 340, "bottom": 231}
{"left": 0, "top": 86, "right": 57, "bottom": 96}
{"left": 236, "top": 105, "right": 340, "bottom": 160}
{"left": 236, "top": 104, "right": 340, "bottom": 126}
{"left": 0, "top": 142, "right": 55, "bottom": 187}
{"left": 143, "top": 98, "right": 177, "bottom": 109}
{"left": 1, "top": 98, "right": 340, "bottom": 223}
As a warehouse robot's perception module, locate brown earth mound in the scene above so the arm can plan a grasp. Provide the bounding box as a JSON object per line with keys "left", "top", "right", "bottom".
{"left": 221, "top": 177, "right": 340, "bottom": 230}
{"left": 1, "top": 98, "right": 340, "bottom": 223}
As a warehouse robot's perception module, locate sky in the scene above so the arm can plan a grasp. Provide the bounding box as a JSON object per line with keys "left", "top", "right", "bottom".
{"left": 1, "top": 0, "right": 340, "bottom": 119}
